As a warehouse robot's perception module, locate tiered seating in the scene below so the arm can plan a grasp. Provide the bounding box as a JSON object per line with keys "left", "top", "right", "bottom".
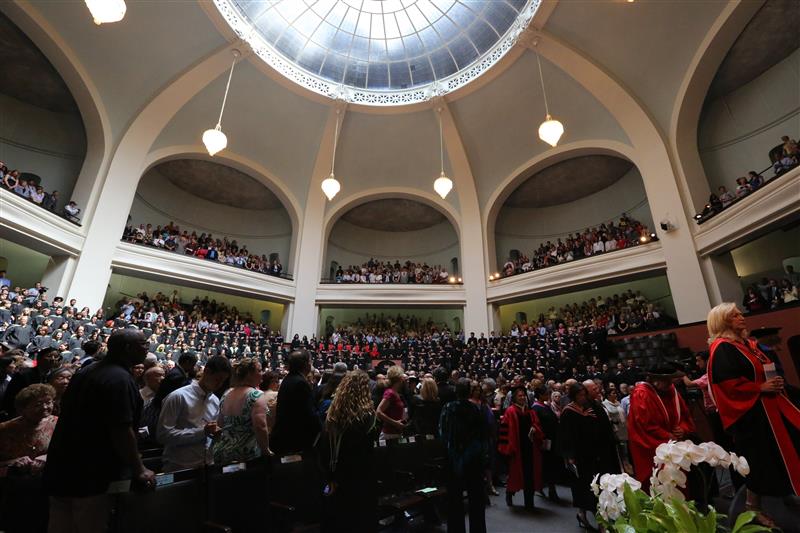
{"left": 609, "top": 332, "right": 690, "bottom": 367}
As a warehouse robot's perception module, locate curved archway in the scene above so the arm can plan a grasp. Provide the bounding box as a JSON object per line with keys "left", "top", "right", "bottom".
{"left": 322, "top": 187, "right": 463, "bottom": 281}
{"left": 670, "top": 1, "right": 765, "bottom": 213}
{"left": 484, "top": 140, "right": 639, "bottom": 273}
{"left": 143, "top": 145, "right": 303, "bottom": 272}
{"left": 2, "top": 2, "right": 111, "bottom": 220}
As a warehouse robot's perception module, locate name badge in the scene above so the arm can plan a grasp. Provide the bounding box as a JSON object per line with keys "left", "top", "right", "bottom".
{"left": 280, "top": 455, "right": 302, "bottom": 464}
{"left": 763, "top": 362, "right": 777, "bottom": 380}
{"left": 155, "top": 473, "right": 174, "bottom": 487}
{"left": 222, "top": 462, "right": 246, "bottom": 473}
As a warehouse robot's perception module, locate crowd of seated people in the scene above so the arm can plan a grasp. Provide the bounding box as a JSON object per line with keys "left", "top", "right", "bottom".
{"left": 741, "top": 265, "right": 800, "bottom": 313}
{"left": 696, "top": 135, "right": 799, "bottom": 222}
{"left": 122, "top": 221, "right": 285, "bottom": 277}
{"left": 331, "top": 259, "right": 456, "bottom": 284}
{"left": 500, "top": 214, "right": 655, "bottom": 278}
{"left": 0, "top": 160, "right": 81, "bottom": 222}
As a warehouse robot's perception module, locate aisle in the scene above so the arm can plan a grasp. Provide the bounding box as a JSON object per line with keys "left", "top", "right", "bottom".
{"left": 480, "top": 486, "right": 591, "bottom": 533}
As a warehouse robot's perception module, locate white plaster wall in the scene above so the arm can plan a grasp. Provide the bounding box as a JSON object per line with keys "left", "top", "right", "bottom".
{"left": 699, "top": 49, "right": 800, "bottom": 191}
{"left": 0, "top": 238, "right": 51, "bottom": 289}
{"left": 129, "top": 170, "right": 292, "bottom": 265}
{"left": 319, "top": 307, "right": 464, "bottom": 336}
{"left": 325, "top": 219, "right": 460, "bottom": 278}
{"left": 731, "top": 225, "right": 800, "bottom": 283}
{"left": 0, "top": 93, "right": 86, "bottom": 208}
{"left": 498, "top": 274, "right": 676, "bottom": 332}
{"left": 104, "top": 273, "right": 286, "bottom": 332}
{"left": 494, "top": 167, "right": 654, "bottom": 266}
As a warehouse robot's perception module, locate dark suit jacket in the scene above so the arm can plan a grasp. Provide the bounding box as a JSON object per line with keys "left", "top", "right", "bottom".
{"left": 270, "top": 372, "right": 321, "bottom": 455}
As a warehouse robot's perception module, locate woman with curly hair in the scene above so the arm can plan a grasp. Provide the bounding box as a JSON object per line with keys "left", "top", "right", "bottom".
{"left": 321, "top": 370, "right": 378, "bottom": 533}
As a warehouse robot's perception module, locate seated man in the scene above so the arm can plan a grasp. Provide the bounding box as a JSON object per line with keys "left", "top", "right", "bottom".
{"left": 62, "top": 201, "right": 81, "bottom": 222}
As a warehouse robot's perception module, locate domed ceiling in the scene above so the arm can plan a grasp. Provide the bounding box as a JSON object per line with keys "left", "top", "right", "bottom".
{"left": 340, "top": 198, "right": 446, "bottom": 231}
{"left": 706, "top": 0, "right": 799, "bottom": 99}
{"left": 0, "top": 11, "right": 78, "bottom": 113}
{"left": 151, "top": 159, "right": 284, "bottom": 211}
{"left": 504, "top": 155, "right": 633, "bottom": 208}
{"left": 214, "top": 0, "right": 539, "bottom": 104}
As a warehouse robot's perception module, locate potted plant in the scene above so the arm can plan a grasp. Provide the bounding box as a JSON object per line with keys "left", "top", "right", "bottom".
{"left": 592, "top": 440, "right": 770, "bottom": 532}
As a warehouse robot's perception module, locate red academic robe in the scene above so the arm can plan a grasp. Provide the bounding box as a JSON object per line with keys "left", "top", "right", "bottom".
{"left": 627, "top": 382, "right": 695, "bottom": 488}
{"left": 498, "top": 404, "right": 544, "bottom": 493}
{"left": 708, "top": 338, "right": 800, "bottom": 496}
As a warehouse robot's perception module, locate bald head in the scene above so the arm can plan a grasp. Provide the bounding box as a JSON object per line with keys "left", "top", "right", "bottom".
{"left": 582, "top": 379, "right": 600, "bottom": 401}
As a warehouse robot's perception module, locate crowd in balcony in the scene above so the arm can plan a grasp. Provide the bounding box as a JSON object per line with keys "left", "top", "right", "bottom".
{"left": 121, "top": 222, "right": 285, "bottom": 277}
{"left": 331, "top": 259, "right": 456, "bottom": 284}
{"left": 696, "top": 135, "right": 799, "bottom": 222}
{"left": 0, "top": 160, "right": 81, "bottom": 223}
{"left": 500, "top": 213, "right": 655, "bottom": 279}
{"left": 741, "top": 265, "right": 800, "bottom": 313}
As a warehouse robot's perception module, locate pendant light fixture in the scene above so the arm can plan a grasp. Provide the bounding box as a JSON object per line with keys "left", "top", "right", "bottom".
{"left": 321, "top": 109, "right": 342, "bottom": 201}
{"left": 203, "top": 49, "right": 240, "bottom": 157}
{"left": 433, "top": 108, "right": 453, "bottom": 199}
{"left": 85, "top": 0, "right": 127, "bottom": 25}
{"left": 535, "top": 52, "right": 564, "bottom": 147}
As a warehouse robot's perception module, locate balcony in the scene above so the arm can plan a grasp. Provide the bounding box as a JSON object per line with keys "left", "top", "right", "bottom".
{"left": 694, "top": 166, "right": 800, "bottom": 255}
{"left": 112, "top": 242, "right": 295, "bottom": 302}
{"left": 487, "top": 242, "right": 665, "bottom": 303}
{"left": 0, "top": 190, "right": 84, "bottom": 255}
{"left": 315, "top": 283, "right": 466, "bottom": 306}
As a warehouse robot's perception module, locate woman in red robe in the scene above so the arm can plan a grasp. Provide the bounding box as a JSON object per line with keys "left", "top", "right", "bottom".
{"left": 627, "top": 363, "right": 696, "bottom": 490}
{"left": 498, "top": 386, "right": 543, "bottom": 509}
{"left": 707, "top": 303, "right": 800, "bottom": 528}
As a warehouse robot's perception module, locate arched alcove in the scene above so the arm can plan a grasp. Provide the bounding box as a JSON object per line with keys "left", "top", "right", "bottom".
{"left": 0, "top": 11, "right": 86, "bottom": 210}
{"left": 493, "top": 153, "right": 655, "bottom": 274}
{"left": 697, "top": 0, "right": 799, "bottom": 193}
{"left": 129, "top": 158, "right": 294, "bottom": 273}
{"left": 323, "top": 197, "right": 461, "bottom": 281}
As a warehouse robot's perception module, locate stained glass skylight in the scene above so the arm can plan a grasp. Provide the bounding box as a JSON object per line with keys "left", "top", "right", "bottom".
{"left": 213, "top": 0, "right": 539, "bottom": 106}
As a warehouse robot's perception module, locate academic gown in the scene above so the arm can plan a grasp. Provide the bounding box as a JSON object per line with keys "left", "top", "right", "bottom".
{"left": 498, "top": 404, "right": 543, "bottom": 493}
{"left": 708, "top": 338, "right": 800, "bottom": 496}
{"left": 627, "top": 383, "right": 695, "bottom": 488}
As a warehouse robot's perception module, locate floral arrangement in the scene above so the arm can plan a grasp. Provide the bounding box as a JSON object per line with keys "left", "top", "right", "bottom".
{"left": 592, "top": 440, "right": 768, "bottom": 533}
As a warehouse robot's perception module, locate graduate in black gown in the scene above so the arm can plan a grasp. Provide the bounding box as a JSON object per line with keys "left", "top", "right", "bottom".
{"left": 706, "top": 304, "right": 800, "bottom": 529}
{"left": 532, "top": 386, "right": 562, "bottom": 502}
{"left": 559, "top": 382, "right": 619, "bottom": 531}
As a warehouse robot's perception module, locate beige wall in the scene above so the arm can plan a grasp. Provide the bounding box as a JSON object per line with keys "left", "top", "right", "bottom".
{"left": 325, "top": 219, "right": 460, "bottom": 278}
{"left": 0, "top": 93, "right": 86, "bottom": 208}
{"left": 494, "top": 167, "right": 654, "bottom": 266}
{"left": 104, "top": 273, "right": 286, "bottom": 332}
{"left": 498, "top": 275, "right": 675, "bottom": 332}
{"left": 129, "top": 169, "right": 293, "bottom": 263}
{"left": 731, "top": 225, "right": 800, "bottom": 283}
{"left": 699, "top": 49, "right": 800, "bottom": 191}
{"left": 0, "top": 238, "right": 51, "bottom": 290}
{"left": 319, "top": 306, "right": 464, "bottom": 336}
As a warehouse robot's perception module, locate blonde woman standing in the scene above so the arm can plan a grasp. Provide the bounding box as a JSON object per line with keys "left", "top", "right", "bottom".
{"left": 322, "top": 371, "right": 378, "bottom": 533}
{"left": 706, "top": 303, "right": 799, "bottom": 528}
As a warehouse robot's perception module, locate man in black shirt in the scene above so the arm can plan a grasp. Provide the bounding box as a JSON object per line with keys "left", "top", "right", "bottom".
{"left": 270, "top": 349, "right": 320, "bottom": 455}
{"left": 152, "top": 352, "right": 197, "bottom": 408}
{"left": 44, "top": 329, "right": 155, "bottom": 532}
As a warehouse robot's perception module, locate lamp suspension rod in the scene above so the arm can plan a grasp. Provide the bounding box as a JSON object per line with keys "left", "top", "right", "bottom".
{"left": 535, "top": 52, "right": 550, "bottom": 116}
{"left": 331, "top": 110, "right": 341, "bottom": 175}
{"left": 216, "top": 52, "right": 239, "bottom": 128}
{"left": 438, "top": 108, "right": 444, "bottom": 174}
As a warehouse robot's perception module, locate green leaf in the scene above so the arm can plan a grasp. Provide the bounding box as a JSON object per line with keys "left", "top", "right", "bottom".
{"left": 666, "top": 500, "right": 698, "bottom": 533}
{"left": 732, "top": 511, "right": 756, "bottom": 533}
{"left": 736, "top": 525, "right": 772, "bottom": 533}
{"left": 623, "top": 483, "right": 642, "bottom": 517}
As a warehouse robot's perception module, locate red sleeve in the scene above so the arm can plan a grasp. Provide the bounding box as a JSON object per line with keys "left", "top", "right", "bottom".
{"left": 530, "top": 410, "right": 544, "bottom": 446}
{"left": 710, "top": 377, "right": 761, "bottom": 429}
{"left": 628, "top": 387, "right": 672, "bottom": 451}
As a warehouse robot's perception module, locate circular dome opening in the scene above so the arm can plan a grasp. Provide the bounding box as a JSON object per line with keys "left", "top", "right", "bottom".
{"left": 213, "top": 0, "right": 540, "bottom": 106}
